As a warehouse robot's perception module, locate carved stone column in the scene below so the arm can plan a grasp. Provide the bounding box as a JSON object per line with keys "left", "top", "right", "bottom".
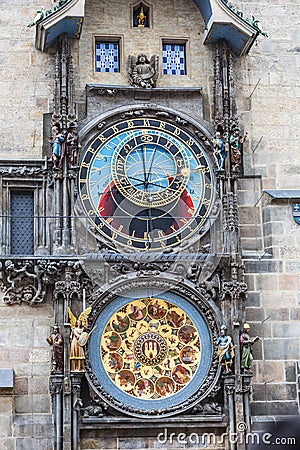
{"left": 222, "top": 192, "right": 239, "bottom": 254}
{"left": 71, "top": 373, "right": 84, "bottom": 450}
{"left": 62, "top": 375, "right": 72, "bottom": 450}
{"left": 50, "top": 375, "right": 64, "bottom": 450}
{"left": 221, "top": 280, "right": 247, "bottom": 335}
{"left": 224, "top": 375, "right": 236, "bottom": 450}
{"left": 242, "top": 374, "right": 252, "bottom": 432}
{"left": 52, "top": 34, "right": 77, "bottom": 255}
{"left": 214, "top": 39, "right": 247, "bottom": 190}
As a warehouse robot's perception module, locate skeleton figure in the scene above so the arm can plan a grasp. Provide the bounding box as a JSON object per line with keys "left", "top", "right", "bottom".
{"left": 213, "top": 131, "right": 227, "bottom": 171}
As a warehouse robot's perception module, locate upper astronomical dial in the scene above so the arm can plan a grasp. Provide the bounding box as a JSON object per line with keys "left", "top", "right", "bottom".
{"left": 78, "top": 117, "right": 215, "bottom": 251}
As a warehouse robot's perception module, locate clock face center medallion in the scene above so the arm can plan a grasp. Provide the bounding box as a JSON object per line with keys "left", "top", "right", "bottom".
{"left": 134, "top": 332, "right": 168, "bottom": 366}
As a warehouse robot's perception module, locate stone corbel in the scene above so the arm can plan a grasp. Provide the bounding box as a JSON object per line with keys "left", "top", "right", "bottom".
{"left": 0, "top": 259, "right": 94, "bottom": 306}
{"left": 221, "top": 280, "right": 247, "bottom": 301}
{"left": 0, "top": 259, "right": 51, "bottom": 305}
{"left": 82, "top": 397, "right": 110, "bottom": 419}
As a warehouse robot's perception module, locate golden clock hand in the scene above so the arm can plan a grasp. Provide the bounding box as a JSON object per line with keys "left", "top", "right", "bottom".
{"left": 142, "top": 144, "right": 147, "bottom": 183}
{"left": 146, "top": 146, "right": 157, "bottom": 183}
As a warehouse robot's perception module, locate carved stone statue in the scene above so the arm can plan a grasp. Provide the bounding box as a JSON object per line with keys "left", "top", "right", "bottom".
{"left": 2, "top": 260, "right": 44, "bottom": 305}
{"left": 66, "top": 123, "right": 80, "bottom": 168}
{"left": 49, "top": 125, "right": 65, "bottom": 168}
{"left": 229, "top": 125, "right": 247, "bottom": 171}
{"left": 213, "top": 131, "right": 227, "bottom": 171}
{"left": 68, "top": 307, "right": 92, "bottom": 372}
{"left": 217, "top": 324, "right": 235, "bottom": 374}
{"left": 46, "top": 325, "right": 64, "bottom": 373}
{"left": 193, "top": 401, "right": 222, "bottom": 415}
{"left": 240, "top": 323, "right": 259, "bottom": 373}
{"left": 128, "top": 54, "right": 158, "bottom": 89}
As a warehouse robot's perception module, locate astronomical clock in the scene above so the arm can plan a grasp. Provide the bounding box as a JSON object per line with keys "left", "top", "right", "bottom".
{"left": 77, "top": 105, "right": 223, "bottom": 418}
{"left": 4, "top": 0, "right": 267, "bottom": 447}
{"left": 78, "top": 114, "right": 215, "bottom": 252}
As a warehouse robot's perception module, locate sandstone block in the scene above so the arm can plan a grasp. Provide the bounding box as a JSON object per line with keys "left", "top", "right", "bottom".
{"left": 264, "top": 339, "right": 299, "bottom": 360}
{"left": 0, "top": 415, "right": 11, "bottom": 438}
{"left": 285, "top": 362, "right": 296, "bottom": 383}
{"left": 252, "top": 361, "right": 285, "bottom": 383}
{"left": 250, "top": 401, "right": 299, "bottom": 416}
{"left": 252, "top": 383, "right": 297, "bottom": 402}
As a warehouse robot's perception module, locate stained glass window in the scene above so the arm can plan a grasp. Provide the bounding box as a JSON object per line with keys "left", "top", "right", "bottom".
{"left": 10, "top": 191, "right": 34, "bottom": 255}
{"left": 95, "top": 42, "right": 120, "bottom": 73}
{"left": 162, "top": 43, "right": 186, "bottom": 76}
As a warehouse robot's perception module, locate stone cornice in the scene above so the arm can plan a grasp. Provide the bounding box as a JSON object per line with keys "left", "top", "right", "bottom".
{"left": 220, "top": 0, "right": 268, "bottom": 36}
{"left": 35, "top": 0, "right": 85, "bottom": 51}
{"left": 204, "top": 0, "right": 267, "bottom": 55}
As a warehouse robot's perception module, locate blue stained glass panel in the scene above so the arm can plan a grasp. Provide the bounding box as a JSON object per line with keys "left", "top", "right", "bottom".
{"left": 95, "top": 42, "right": 119, "bottom": 73}
{"left": 162, "top": 43, "right": 186, "bottom": 75}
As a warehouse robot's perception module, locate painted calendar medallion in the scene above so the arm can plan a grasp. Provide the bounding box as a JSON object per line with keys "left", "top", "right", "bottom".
{"left": 86, "top": 282, "right": 220, "bottom": 417}
{"left": 100, "top": 297, "right": 201, "bottom": 400}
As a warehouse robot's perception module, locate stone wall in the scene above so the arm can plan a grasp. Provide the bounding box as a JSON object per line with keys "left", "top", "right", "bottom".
{"left": 237, "top": 174, "right": 300, "bottom": 417}
{"left": 0, "top": 293, "right": 54, "bottom": 449}
{"left": 80, "top": 426, "right": 227, "bottom": 450}
{"left": 0, "top": 0, "right": 55, "bottom": 160}
{"left": 77, "top": 0, "right": 210, "bottom": 88}
{"left": 233, "top": 0, "right": 300, "bottom": 420}
{"left": 238, "top": 182, "right": 300, "bottom": 418}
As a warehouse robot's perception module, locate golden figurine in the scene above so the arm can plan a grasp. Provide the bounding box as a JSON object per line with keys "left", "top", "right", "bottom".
{"left": 68, "top": 307, "right": 92, "bottom": 372}
{"left": 137, "top": 6, "right": 146, "bottom": 27}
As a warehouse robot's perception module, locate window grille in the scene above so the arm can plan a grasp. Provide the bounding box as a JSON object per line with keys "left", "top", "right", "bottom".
{"left": 10, "top": 191, "right": 34, "bottom": 255}
{"left": 95, "top": 42, "right": 120, "bottom": 73}
{"left": 162, "top": 43, "right": 186, "bottom": 76}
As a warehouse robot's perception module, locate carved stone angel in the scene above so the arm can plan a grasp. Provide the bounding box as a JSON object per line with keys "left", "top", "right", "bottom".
{"left": 68, "top": 307, "right": 92, "bottom": 372}
{"left": 128, "top": 54, "right": 158, "bottom": 88}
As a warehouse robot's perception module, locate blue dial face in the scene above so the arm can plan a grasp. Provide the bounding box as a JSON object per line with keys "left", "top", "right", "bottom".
{"left": 78, "top": 117, "right": 215, "bottom": 251}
